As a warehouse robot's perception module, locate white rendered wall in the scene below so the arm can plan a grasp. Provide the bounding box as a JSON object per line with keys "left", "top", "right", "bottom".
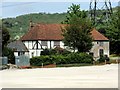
{"left": 90, "top": 41, "right": 109, "bottom": 59}
{"left": 23, "top": 40, "right": 109, "bottom": 58}
{"left": 14, "top": 52, "right": 18, "bottom": 56}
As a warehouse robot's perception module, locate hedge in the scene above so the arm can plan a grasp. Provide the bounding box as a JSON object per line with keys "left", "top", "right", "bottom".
{"left": 30, "top": 53, "right": 93, "bottom": 66}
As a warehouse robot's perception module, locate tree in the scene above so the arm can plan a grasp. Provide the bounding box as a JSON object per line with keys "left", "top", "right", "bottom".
{"left": 105, "top": 6, "right": 120, "bottom": 54}
{"left": 62, "top": 4, "right": 93, "bottom": 52}
{"left": 2, "top": 26, "right": 15, "bottom": 64}
{"left": 2, "top": 47, "right": 15, "bottom": 64}
{"left": 2, "top": 27, "right": 10, "bottom": 49}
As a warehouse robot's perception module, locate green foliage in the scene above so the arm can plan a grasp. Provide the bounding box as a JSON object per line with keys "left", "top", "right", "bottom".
{"left": 2, "top": 47, "right": 15, "bottom": 64}
{"left": 41, "top": 48, "right": 71, "bottom": 56}
{"left": 41, "top": 49, "right": 50, "bottom": 55}
{"left": 66, "top": 53, "right": 93, "bottom": 64}
{"left": 94, "top": 6, "right": 120, "bottom": 54}
{"left": 2, "top": 27, "right": 10, "bottom": 48}
{"left": 57, "top": 63, "right": 92, "bottom": 67}
{"left": 30, "top": 55, "right": 53, "bottom": 66}
{"left": 106, "top": 6, "right": 120, "bottom": 54}
{"left": 98, "top": 55, "right": 110, "bottom": 63}
{"left": 98, "top": 55, "right": 106, "bottom": 63}
{"left": 2, "top": 25, "right": 15, "bottom": 64}
{"left": 62, "top": 4, "right": 93, "bottom": 52}
{"left": 30, "top": 52, "right": 93, "bottom": 66}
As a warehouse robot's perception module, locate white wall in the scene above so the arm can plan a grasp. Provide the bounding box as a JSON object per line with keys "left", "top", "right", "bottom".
{"left": 90, "top": 41, "right": 109, "bottom": 60}
{"left": 60, "top": 41, "right": 65, "bottom": 48}
{"left": 23, "top": 40, "right": 109, "bottom": 59}
{"left": 14, "top": 52, "right": 18, "bottom": 56}
{"left": 23, "top": 40, "right": 45, "bottom": 58}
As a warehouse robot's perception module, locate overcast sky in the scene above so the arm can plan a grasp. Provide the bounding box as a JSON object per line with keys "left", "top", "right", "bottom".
{"left": 1, "top": 0, "right": 119, "bottom": 18}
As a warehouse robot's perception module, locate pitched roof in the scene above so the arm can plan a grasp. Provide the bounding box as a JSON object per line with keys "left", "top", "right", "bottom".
{"left": 21, "top": 24, "right": 108, "bottom": 41}
{"left": 91, "top": 28, "right": 108, "bottom": 41}
{"left": 7, "top": 40, "right": 29, "bottom": 52}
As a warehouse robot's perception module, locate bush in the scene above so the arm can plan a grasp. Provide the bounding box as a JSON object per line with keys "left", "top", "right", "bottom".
{"left": 30, "top": 52, "right": 93, "bottom": 66}
{"left": 41, "top": 49, "right": 50, "bottom": 55}
{"left": 98, "top": 55, "right": 106, "bottom": 63}
{"left": 51, "top": 55, "right": 67, "bottom": 64}
{"left": 2, "top": 47, "right": 15, "bottom": 64}
{"left": 40, "top": 48, "right": 71, "bottom": 56}
{"left": 98, "top": 55, "right": 110, "bottom": 63}
{"left": 30, "top": 55, "right": 53, "bottom": 66}
{"left": 66, "top": 53, "right": 93, "bottom": 64}
{"left": 79, "top": 53, "right": 93, "bottom": 63}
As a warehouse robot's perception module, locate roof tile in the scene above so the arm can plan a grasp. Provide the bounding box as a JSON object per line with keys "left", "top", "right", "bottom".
{"left": 21, "top": 24, "right": 108, "bottom": 41}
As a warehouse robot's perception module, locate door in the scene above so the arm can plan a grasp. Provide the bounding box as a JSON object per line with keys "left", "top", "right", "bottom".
{"left": 99, "top": 49, "right": 104, "bottom": 56}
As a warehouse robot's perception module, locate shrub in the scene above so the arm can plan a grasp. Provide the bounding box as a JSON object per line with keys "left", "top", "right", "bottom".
{"left": 40, "top": 48, "right": 71, "bottom": 56}
{"left": 79, "top": 53, "right": 93, "bottom": 63}
{"left": 50, "top": 55, "right": 67, "bottom": 64}
{"left": 30, "top": 55, "right": 53, "bottom": 66}
{"left": 66, "top": 53, "right": 79, "bottom": 63}
{"left": 2, "top": 47, "right": 15, "bottom": 64}
{"left": 66, "top": 53, "right": 93, "bottom": 64}
{"left": 41, "top": 49, "right": 50, "bottom": 55}
{"left": 98, "top": 55, "right": 110, "bottom": 63}
{"left": 30, "top": 52, "right": 93, "bottom": 66}
{"left": 98, "top": 55, "right": 106, "bottom": 63}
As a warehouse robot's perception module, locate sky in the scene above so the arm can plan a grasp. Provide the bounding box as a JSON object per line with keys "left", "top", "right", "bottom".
{"left": 1, "top": 0, "right": 119, "bottom": 18}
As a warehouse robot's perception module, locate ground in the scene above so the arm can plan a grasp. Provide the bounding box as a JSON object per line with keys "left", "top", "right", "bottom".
{"left": 0, "top": 64, "right": 118, "bottom": 88}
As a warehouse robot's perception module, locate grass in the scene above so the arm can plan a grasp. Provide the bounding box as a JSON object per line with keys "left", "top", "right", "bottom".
{"left": 110, "top": 54, "right": 120, "bottom": 57}
{"left": 56, "top": 63, "right": 93, "bottom": 67}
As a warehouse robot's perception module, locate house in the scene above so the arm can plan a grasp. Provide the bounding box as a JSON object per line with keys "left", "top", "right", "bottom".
{"left": 7, "top": 40, "right": 30, "bottom": 66}
{"left": 20, "top": 23, "right": 109, "bottom": 59}
{"left": 7, "top": 40, "right": 29, "bottom": 56}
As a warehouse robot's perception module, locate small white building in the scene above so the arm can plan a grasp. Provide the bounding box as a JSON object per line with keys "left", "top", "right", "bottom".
{"left": 7, "top": 40, "right": 30, "bottom": 66}
{"left": 20, "top": 24, "right": 109, "bottom": 59}
{"left": 7, "top": 40, "right": 29, "bottom": 56}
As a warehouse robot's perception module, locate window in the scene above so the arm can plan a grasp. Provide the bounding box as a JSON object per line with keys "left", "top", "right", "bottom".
{"left": 41, "top": 41, "right": 47, "bottom": 46}
{"left": 99, "top": 49, "right": 104, "bottom": 56}
{"left": 18, "top": 52, "right": 25, "bottom": 56}
{"left": 54, "top": 41, "right": 60, "bottom": 47}
{"left": 99, "top": 42, "right": 103, "bottom": 46}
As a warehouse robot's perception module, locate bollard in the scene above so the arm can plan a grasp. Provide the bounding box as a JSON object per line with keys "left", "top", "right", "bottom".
{"left": 42, "top": 63, "right": 43, "bottom": 68}
{"left": 105, "top": 60, "right": 107, "bottom": 64}
{"left": 116, "top": 59, "right": 118, "bottom": 64}
{"left": 93, "top": 61, "right": 95, "bottom": 65}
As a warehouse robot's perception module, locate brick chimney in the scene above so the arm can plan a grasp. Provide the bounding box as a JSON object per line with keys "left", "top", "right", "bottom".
{"left": 30, "top": 20, "right": 34, "bottom": 28}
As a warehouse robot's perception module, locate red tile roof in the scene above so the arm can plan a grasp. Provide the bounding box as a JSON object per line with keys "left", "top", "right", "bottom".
{"left": 91, "top": 28, "right": 108, "bottom": 41}
{"left": 21, "top": 24, "right": 108, "bottom": 41}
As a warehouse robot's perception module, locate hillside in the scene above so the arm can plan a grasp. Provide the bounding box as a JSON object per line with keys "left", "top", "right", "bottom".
{"left": 2, "top": 13, "right": 67, "bottom": 40}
